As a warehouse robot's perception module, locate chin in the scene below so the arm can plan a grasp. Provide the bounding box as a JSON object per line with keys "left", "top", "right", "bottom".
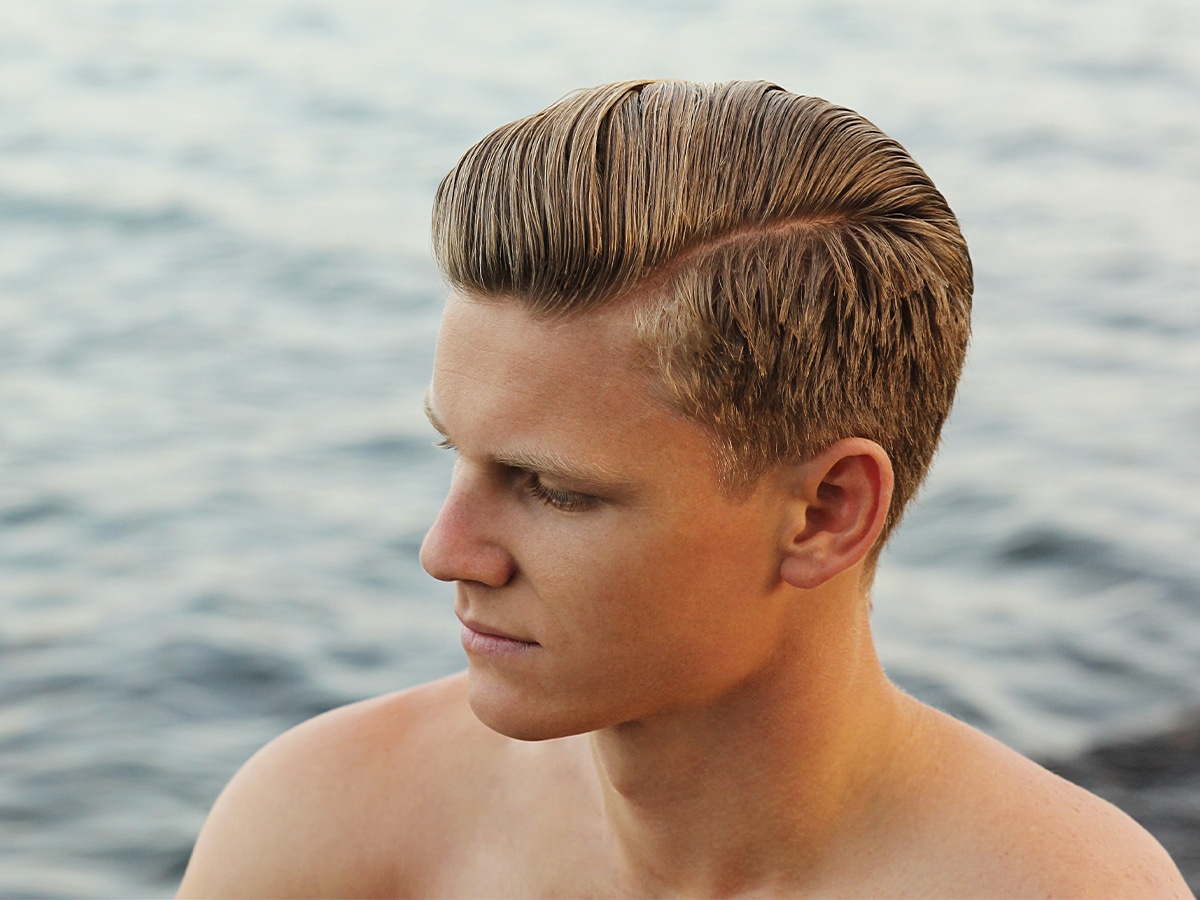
{"left": 465, "top": 668, "right": 617, "bottom": 742}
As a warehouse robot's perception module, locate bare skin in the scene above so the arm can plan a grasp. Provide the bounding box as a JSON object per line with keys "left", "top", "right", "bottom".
{"left": 178, "top": 293, "right": 1190, "bottom": 899}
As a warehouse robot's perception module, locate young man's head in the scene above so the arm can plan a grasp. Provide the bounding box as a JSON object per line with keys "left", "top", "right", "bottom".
{"left": 423, "top": 80, "right": 972, "bottom": 737}
{"left": 432, "top": 79, "right": 973, "bottom": 550}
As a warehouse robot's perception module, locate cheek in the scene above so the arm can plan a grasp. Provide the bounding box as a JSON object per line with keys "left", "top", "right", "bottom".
{"left": 527, "top": 509, "right": 777, "bottom": 645}
{"left": 529, "top": 521, "right": 661, "bottom": 625}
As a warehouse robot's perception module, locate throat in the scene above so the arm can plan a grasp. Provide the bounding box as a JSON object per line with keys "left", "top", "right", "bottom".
{"left": 585, "top": 656, "right": 911, "bottom": 895}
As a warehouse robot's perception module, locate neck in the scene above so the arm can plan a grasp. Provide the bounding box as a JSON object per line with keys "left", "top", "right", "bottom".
{"left": 586, "top": 578, "right": 915, "bottom": 896}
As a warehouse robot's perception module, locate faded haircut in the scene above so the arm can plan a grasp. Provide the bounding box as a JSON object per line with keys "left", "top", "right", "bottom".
{"left": 432, "top": 79, "right": 972, "bottom": 546}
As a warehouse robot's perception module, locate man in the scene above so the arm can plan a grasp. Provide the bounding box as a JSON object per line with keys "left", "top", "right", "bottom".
{"left": 178, "top": 80, "right": 1189, "bottom": 897}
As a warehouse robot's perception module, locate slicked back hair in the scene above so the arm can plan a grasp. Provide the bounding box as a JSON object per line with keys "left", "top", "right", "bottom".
{"left": 433, "top": 79, "right": 972, "bottom": 548}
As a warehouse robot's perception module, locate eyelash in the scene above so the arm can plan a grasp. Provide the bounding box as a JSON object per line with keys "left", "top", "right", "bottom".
{"left": 526, "top": 476, "right": 596, "bottom": 513}
{"left": 433, "top": 437, "right": 596, "bottom": 512}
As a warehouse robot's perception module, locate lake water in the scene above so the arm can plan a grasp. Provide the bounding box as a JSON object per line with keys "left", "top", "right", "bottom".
{"left": 1, "top": 1, "right": 1198, "bottom": 895}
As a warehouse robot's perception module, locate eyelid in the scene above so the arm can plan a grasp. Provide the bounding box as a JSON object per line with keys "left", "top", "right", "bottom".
{"left": 527, "top": 475, "right": 599, "bottom": 512}
{"left": 430, "top": 429, "right": 619, "bottom": 507}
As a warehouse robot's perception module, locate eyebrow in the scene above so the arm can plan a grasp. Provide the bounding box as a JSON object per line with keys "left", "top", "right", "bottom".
{"left": 423, "top": 391, "right": 633, "bottom": 493}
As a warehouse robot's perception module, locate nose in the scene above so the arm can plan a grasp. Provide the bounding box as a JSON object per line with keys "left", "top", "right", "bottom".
{"left": 419, "top": 465, "right": 516, "bottom": 587}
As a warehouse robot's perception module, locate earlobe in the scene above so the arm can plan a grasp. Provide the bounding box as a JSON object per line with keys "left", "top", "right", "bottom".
{"left": 778, "top": 439, "right": 893, "bottom": 590}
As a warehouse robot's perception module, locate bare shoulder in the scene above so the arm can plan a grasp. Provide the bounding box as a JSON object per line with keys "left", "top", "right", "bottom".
{"left": 909, "top": 707, "right": 1192, "bottom": 898}
{"left": 177, "top": 671, "right": 502, "bottom": 899}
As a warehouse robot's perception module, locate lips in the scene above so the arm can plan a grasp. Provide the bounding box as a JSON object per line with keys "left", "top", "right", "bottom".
{"left": 458, "top": 617, "right": 540, "bottom": 657}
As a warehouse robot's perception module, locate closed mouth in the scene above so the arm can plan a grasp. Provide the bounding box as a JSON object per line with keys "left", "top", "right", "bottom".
{"left": 458, "top": 618, "right": 540, "bottom": 655}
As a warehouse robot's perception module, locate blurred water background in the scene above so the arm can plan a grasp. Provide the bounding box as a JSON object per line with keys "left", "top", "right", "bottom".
{"left": 1, "top": 0, "right": 1198, "bottom": 895}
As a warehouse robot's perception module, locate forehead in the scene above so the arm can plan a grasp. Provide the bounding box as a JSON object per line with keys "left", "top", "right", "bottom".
{"left": 440, "top": 289, "right": 642, "bottom": 369}
{"left": 428, "top": 291, "right": 717, "bottom": 481}
{"left": 432, "top": 291, "right": 651, "bottom": 418}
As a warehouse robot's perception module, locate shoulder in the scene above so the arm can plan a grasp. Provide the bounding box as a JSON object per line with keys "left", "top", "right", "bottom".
{"left": 983, "top": 752, "right": 1189, "bottom": 898}
{"left": 913, "top": 709, "right": 1191, "bottom": 898}
{"left": 177, "top": 671, "right": 505, "bottom": 898}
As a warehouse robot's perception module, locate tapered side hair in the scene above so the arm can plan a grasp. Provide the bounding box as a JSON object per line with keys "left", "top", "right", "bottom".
{"left": 433, "top": 79, "right": 972, "bottom": 545}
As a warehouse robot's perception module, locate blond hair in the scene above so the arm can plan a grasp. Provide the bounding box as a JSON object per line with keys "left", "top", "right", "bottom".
{"left": 433, "top": 79, "right": 972, "bottom": 544}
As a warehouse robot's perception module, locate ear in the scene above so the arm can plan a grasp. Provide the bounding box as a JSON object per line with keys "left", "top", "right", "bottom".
{"left": 778, "top": 438, "right": 894, "bottom": 590}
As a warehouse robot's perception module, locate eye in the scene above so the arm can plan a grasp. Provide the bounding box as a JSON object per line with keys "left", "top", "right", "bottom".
{"left": 526, "top": 475, "right": 598, "bottom": 512}
{"left": 433, "top": 436, "right": 457, "bottom": 452}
